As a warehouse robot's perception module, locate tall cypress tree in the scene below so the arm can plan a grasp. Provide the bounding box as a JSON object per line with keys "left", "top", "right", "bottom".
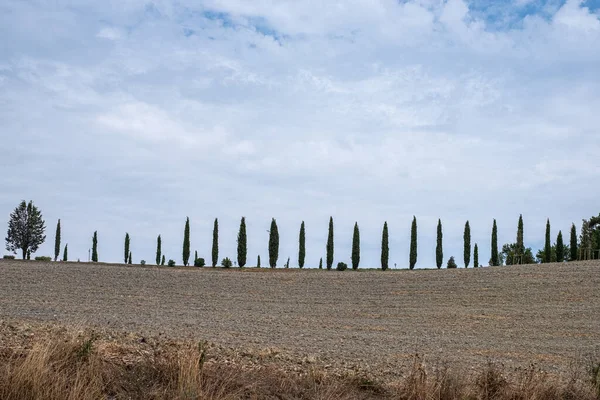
{"left": 212, "top": 218, "right": 219, "bottom": 267}
{"left": 128, "top": 251, "right": 132, "bottom": 265}
{"left": 326, "top": 216, "right": 334, "bottom": 270}
{"left": 298, "top": 221, "right": 306, "bottom": 269}
{"left": 474, "top": 243, "right": 479, "bottom": 268}
{"left": 183, "top": 217, "right": 190, "bottom": 266}
{"left": 570, "top": 223, "right": 578, "bottom": 261}
{"left": 237, "top": 217, "right": 247, "bottom": 267}
{"left": 161, "top": 255, "right": 165, "bottom": 266}
{"left": 462, "top": 221, "right": 470, "bottom": 267}
{"left": 269, "top": 218, "right": 279, "bottom": 268}
{"left": 91, "top": 231, "right": 98, "bottom": 262}
{"left": 257, "top": 255, "right": 261, "bottom": 268}
{"left": 352, "top": 222, "right": 360, "bottom": 270}
{"left": 381, "top": 221, "right": 389, "bottom": 270}
{"left": 156, "top": 235, "right": 162, "bottom": 265}
{"left": 409, "top": 216, "right": 417, "bottom": 269}
{"left": 319, "top": 257, "right": 323, "bottom": 269}
{"left": 194, "top": 250, "right": 198, "bottom": 264}
{"left": 544, "top": 219, "right": 551, "bottom": 263}
{"left": 491, "top": 219, "right": 499, "bottom": 266}
{"left": 54, "top": 219, "right": 61, "bottom": 261}
{"left": 556, "top": 230, "right": 564, "bottom": 262}
{"left": 436, "top": 219, "right": 443, "bottom": 269}
{"left": 516, "top": 214, "right": 524, "bottom": 261}
{"left": 124, "top": 233, "right": 130, "bottom": 264}
{"left": 62, "top": 243, "right": 68, "bottom": 262}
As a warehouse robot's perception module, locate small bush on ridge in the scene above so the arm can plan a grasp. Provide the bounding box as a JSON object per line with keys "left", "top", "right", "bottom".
{"left": 140, "top": 260, "right": 146, "bottom": 265}
{"left": 167, "top": 259, "right": 176, "bottom": 267}
{"left": 3, "top": 255, "right": 15, "bottom": 260}
{"left": 34, "top": 256, "right": 52, "bottom": 262}
{"left": 336, "top": 262, "right": 348, "bottom": 271}
{"left": 447, "top": 256, "right": 457, "bottom": 269}
{"left": 194, "top": 258, "right": 205, "bottom": 267}
{"left": 222, "top": 257, "right": 233, "bottom": 268}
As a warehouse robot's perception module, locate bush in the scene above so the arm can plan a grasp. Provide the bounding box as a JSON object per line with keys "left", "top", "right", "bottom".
{"left": 194, "top": 257, "right": 205, "bottom": 267}
{"left": 222, "top": 257, "right": 232, "bottom": 268}
{"left": 34, "top": 256, "right": 52, "bottom": 262}
{"left": 140, "top": 260, "right": 146, "bottom": 265}
{"left": 3, "top": 255, "right": 15, "bottom": 260}
{"left": 447, "top": 256, "right": 457, "bottom": 269}
{"left": 336, "top": 262, "right": 348, "bottom": 271}
{"left": 168, "top": 259, "right": 176, "bottom": 267}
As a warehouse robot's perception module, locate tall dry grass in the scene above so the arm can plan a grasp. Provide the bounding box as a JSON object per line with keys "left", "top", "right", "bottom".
{"left": 1, "top": 331, "right": 599, "bottom": 400}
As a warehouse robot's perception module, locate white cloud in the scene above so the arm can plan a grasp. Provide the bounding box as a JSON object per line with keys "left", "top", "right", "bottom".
{"left": 553, "top": 0, "right": 600, "bottom": 31}
{"left": 96, "top": 27, "right": 123, "bottom": 40}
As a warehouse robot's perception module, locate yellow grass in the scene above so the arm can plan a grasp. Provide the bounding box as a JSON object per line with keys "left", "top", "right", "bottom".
{"left": 1, "top": 326, "right": 599, "bottom": 400}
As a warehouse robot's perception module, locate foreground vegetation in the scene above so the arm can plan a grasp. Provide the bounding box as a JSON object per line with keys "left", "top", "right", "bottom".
{"left": 1, "top": 324, "right": 599, "bottom": 400}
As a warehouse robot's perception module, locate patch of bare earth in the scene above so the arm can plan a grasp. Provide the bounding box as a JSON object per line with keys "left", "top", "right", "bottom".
{"left": 1, "top": 259, "right": 600, "bottom": 385}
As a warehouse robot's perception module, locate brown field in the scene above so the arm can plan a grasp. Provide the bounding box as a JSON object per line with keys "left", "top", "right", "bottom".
{"left": 1, "top": 259, "right": 600, "bottom": 398}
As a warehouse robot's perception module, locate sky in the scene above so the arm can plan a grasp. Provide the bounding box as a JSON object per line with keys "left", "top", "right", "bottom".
{"left": 1, "top": 0, "right": 599, "bottom": 267}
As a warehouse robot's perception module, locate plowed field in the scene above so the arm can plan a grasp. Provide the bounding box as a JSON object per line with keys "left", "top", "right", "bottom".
{"left": 1, "top": 259, "right": 599, "bottom": 379}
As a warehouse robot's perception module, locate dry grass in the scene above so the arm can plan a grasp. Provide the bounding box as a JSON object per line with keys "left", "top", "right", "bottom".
{"left": 1, "top": 327, "right": 599, "bottom": 400}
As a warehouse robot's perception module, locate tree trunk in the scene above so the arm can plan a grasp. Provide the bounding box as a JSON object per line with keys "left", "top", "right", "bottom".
{"left": 22, "top": 248, "right": 27, "bottom": 260}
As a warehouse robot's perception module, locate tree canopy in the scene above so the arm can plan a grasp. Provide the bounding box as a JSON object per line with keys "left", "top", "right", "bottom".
{"left": 6, "top": 200, "right": 46, "bottom": 260}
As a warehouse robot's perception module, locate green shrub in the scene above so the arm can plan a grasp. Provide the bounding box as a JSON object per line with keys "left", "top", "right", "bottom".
{"left": 140, "top": 260, "right": 146, "bottom": 265}
{"left": 222, "top": 257, "right": 232, "bottom": 268}
{"left": 447, "top": 256, "right": 457, "bottom": 269}
{"left": 3, "top": 255, "right": 15, "bottom": 260}
{"left": 336, "top": 262, "right": 348, "bottom": 271}
{"left": 34, "top": 256, "right": 52, "bottom": 262}
{"left": 194, "top": 257, "right": 205, "bottom": 267}
{"left": 168, "top": 259, "right": 176, "bottom": 267}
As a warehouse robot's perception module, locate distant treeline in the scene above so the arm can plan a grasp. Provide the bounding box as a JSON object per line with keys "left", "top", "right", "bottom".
{"left": 4, "top": 200, "right": 600, "bottom": 269}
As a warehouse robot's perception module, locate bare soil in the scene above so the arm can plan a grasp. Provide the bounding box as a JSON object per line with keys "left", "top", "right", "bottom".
{"left": 1, "top": 259, "right": 599, "bottom": 381}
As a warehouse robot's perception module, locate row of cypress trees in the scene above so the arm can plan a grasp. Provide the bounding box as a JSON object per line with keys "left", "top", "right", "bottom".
{"left": 54, "top": 214, "right": 586, "bottom": 268}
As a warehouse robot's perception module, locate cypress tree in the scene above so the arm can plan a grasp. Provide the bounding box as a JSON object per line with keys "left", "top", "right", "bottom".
{"left": 570, "top": 223, "right": 578, "bottom": 261}
{"left": 195, "top": 250, "right": 198, "bottom": 264}
{"left": 326, "top": 216, "right": 334, "bottom": 270}
{"left": 257, "top": 255, "right": 261, "bottom": 268}
{"left": 92, "top": 231, "right": 98, "bottom": 262}
{"left": 409, "top": 216, "right": 417, "bottom": 269}
{"left": 156, "top": 235, "right": 162, "bottom": 265}
{"left": 516, "top": 214, "right": 524, "bottom": 260}
{"left": 237, "top": 217, "right": 247, "bottom": 267}
{"left": 124, "top": 233, "right": 130, "bottom": 264}
{"left": 464, "top": 221, "right": 471, "bottom": 268}
{"left": 491, "top": 219, "right": 498, "bottom": 266}
{"left": 298, "top": 221, "right": 306, "bottom": 269}
{"left": 161, "top": 255, "right": 165, "bottom": 265}
{"left": 474, "top": 243, "right": 479, "bottom": 268}
{"left": 351, "top": 222, "right": 360, "bottom": 270}
{"left": 212, "top": 218, "right": 219, "bottom": 267}
{"left": 544, "top": 219, "right": 551, "bottom": 263}
{"left": 381, "top": 221, "right": 389, "bottom": 270}
{"left": 128, "top": 251, "right": 132, "bottom": 265}
{"left": 54, "top": 219, "right": 61, "bottom": 261}
{"left": 319, "top": 257, "right": 323, "bottom": 269}
{"left": 268, "top": 218, "right": 279, "bottom": 268}
{"left": 62, "top": 243, "right": 68, "bottom": 262}
{"left": 436, "top": 219, "right": 443, "bottom": 269}
{"left": 556, "top": 230, "right": 564, "bottom": 262}
{"left": 183, "top": 217, "right": 190, "bottom": 266}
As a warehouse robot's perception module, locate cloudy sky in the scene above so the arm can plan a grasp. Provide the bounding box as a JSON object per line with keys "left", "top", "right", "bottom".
{"left": 1, "top": 0, "right": 599, "bottom": 267}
